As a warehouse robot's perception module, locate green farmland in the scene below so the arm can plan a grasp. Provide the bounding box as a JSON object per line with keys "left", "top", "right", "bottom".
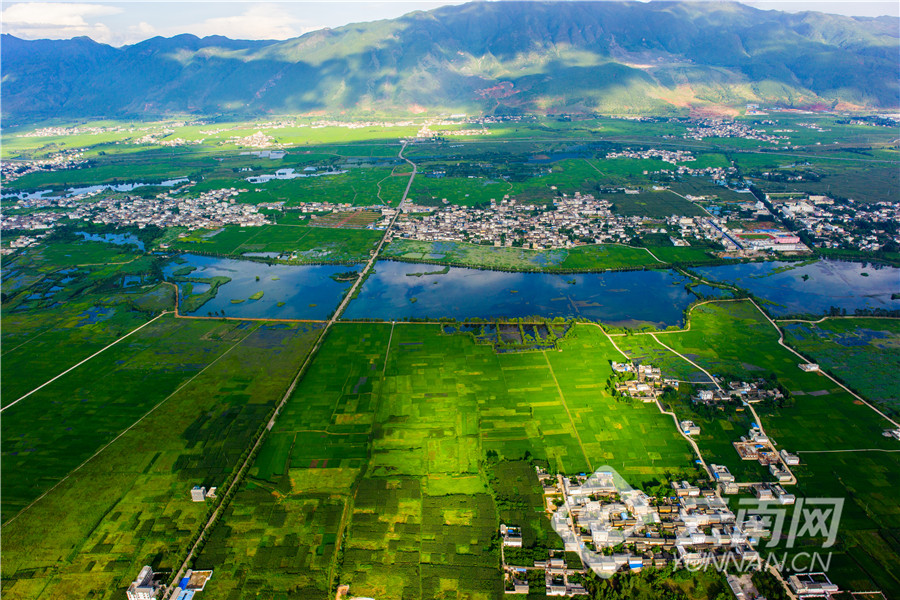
{"left": 169, "top": 224, "right": 382, "bottom": 262}
{"left": 382, "top": 239, "right": 723, "bottom": 272}
{"left": 782, "top": 318, "right": 900, "bottom": 418}
{"left": 1, "top": 319, "right": 323, "bottom": 600}
{"left": 194, "top": 322, "right": 700, "bottom": 600}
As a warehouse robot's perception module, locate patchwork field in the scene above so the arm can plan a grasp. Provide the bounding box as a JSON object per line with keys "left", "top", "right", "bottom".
{"left": 194, "top": 322, "right": 700, "bottom": 600}
{"left": 1, "top": 320, "right": 323, "bottom": 600}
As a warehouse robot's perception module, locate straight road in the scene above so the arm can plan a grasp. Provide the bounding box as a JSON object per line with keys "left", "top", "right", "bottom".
{"left": 166, "top": 143, "right": 418, "bottom": 596}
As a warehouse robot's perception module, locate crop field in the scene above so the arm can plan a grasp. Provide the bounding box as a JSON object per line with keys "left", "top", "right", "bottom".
{"left": 1, "top": 286, "right": 171, "bottom": 405}
{"left": 406, "top": 157, "right": 713, "bottom": 210}
{"left": 170, "top": 224, "right": 381, "bottom": 262}
{"left": 309, "top": 209, "right": 382, "bottom": 229}
{"left": 782, "top": 318, "right": 900, "bottom": 417}
{"left": 606, "top": 190, "right": 707, "bottom": 218}
{"left": 614, "top": 299, "right": 900, "bottom": 595}
{"left": 194, "top": 322, "right": 699, "bottom": 599}
{"left": 235, "top": 166, "right": 399, "bottom": 207}
{"left": 1, "top": 320, "right": 323, "bottom": 600}
{"left": 2, "top": 316, "right": 302, "bottom": 521}
{"left": 748, "top": 162, "right": 899, "bottom": 205}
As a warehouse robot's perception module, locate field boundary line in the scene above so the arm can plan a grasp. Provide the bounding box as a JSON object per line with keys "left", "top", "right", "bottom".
{"left": 3, "top": 310, "right": 171, "bottom": 413}
{"left": 541, "top": 350, "right": 593, "bottom": 472}
{"left": 748, "top": 299, "right": 900, "bottom": 429}
{"left": 1, "top": 321, "right": 263, "bottom": 528}
{"left": 384, "top": 321, "right": 395, "bottom": 375}
{"left": 165, "top": 143, "right": 414, "bottom": 596}
{"left": 1, "top": 326, "right": 54, "bottom": 356}
{"left": 587, "top": 322, "right": 712, "bottom": 478}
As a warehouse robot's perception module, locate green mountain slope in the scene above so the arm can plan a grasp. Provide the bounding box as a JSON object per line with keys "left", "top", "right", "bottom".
{"left": 2, "top": 1, "right": 897, "bottom": 122}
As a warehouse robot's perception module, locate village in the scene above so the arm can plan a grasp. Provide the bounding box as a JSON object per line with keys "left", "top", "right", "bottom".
{"left": 498, "top": 466, "right": 769, "bottom": 597}
{"left": 765, "top": 193, "right": 900, "bottom": 252}
{"left": 683, "top": 119, "right": 791, "bottom": 145}
{"left": 1, "top": 185, "right": 268, "bottom": 232}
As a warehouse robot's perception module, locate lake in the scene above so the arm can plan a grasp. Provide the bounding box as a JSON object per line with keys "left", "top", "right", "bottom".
{"left": 695, "top": 260, "right": 900, "bottom": 317}
{"left": 164, "top": 254, "right": 358, "bottom": 320}
{"left": 2, "top": 178, "right": 189, "bottom": 201}
{"left": 342, "top": 261, "right": 699, "bottom": 326}
{"left": 77, "top": 231, "right": 145, "bottom": 251}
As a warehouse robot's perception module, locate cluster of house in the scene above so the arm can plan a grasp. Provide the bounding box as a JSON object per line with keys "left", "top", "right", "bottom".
{"left": 500, "top": 525, "right": 586, "bottom": 597}
{"left": 413, "top": 122, "right": 487, "bottom": 139}
{"left": 683, "top": 120, "right": 790, "bottom": 145}
{"left": 2, "top": 186, "right": 270, "bottom": 232}
{"left": 539, "top": 469, "right": 764, "bottom": 580}
{"left": 730, "top": 427, "right": 798, "bottom": 486}
{"left": 228, "top": 131, "right": 281, "bottom": 149}
{"left": 767, "top": 193, "right": 900, "bottom": 252}
{"left": 788, "top": 572, "right": 842, "bottom": 599}
{"left": 0, "top": 233, "right": 47, "bottom": 255}
{"left": 393, "top": 192, "right": 661, "bottom": 249}
{"left": 692, "top": 380, "right": 784, "bottom": 405}
{"left": 604, "top": 148, "right": 696, "bottom": 164}
{"left": 125, "top": 566, "right": 213, "bottom": 600}
{"left": 601, "top": 146, "right": 742, "bottom": 186}
{"left": 610, "top": 361, "right": 675, "bottom": 402}
{"left": 1, "top": 150, "right": 86, "bottom": 183}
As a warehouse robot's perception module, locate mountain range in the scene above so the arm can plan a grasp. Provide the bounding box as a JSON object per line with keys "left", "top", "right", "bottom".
{"left": 2, "top": 1, "right": 898, "bottom": 123}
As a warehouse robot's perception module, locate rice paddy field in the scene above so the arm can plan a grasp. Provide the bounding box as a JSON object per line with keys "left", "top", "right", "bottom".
{"left": 193, "top": 322, "right": 700, "bottom": 600}
{"left": 1, "top": 319, "right": 323, "bottom": 600}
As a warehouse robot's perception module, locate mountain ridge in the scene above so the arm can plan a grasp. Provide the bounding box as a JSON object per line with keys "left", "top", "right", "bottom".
{"left": 2, "top": 1, "right": 898, "bottom": 123}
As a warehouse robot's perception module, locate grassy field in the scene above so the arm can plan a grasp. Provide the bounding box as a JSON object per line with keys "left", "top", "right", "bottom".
{"left": 234, "top": 166, "right": 400, "bottom": 207}
{"left": 381, "top": 239, "right": 723, "bottom": 272}
{"left": 749, "top": 162, "right": 899, "bottom": 205}
{"left": 606, "top": 190, "right": 707, "bottom": 218}
{"left": 382, "top": 239, "right": 664, "bottom": 271}
{"left": 194, "top": 322, "right": 699, "bottom": 600}
{"left": 1, "top": 320, "right": 323, "bottom": 600}
{"left": 169, "top": 224, "right": 382, "bottom": 262}
{"left": 1, "top": 287, "right": 171, "bottom": 405}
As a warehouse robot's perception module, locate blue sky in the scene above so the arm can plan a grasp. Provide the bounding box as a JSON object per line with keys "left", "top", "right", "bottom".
{"left": 1, "top": 1, "right": 897, "bottom": 46}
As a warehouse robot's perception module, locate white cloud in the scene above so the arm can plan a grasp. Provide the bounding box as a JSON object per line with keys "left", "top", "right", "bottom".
{"left": 182, "top": 4, "right": 318, "bottom": 41}
{"left": 1, "top": 3, "right": 123, "bottom": 43}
